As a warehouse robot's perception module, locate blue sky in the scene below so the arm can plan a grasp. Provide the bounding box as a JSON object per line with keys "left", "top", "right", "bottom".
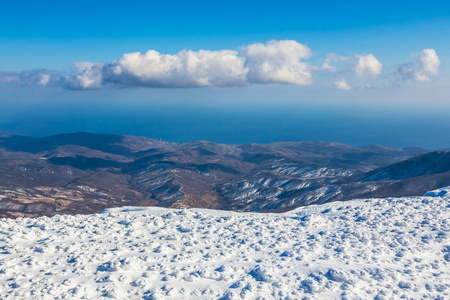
{"left": 1, "top": 0, "right": 449, "bottom": 70}
{"left": 0, "top": 0, "right": 449, "bottom": 147}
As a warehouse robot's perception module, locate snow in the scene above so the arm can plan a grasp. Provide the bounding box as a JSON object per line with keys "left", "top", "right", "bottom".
{"left": 0, "top": 188, "right": 449, "bottom": 299}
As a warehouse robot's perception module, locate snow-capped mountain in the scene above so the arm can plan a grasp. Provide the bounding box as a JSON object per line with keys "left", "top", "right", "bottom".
{"left": 0, "top": 188, "right": 449, "bottom": 299}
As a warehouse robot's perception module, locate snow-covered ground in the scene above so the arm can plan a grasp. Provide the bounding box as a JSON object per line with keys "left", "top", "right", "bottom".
{"left": 1, "top": 188, "right": 449, "bottom": 299}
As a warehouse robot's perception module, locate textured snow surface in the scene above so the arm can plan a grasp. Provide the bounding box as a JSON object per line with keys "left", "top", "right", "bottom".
{"left": 1, "top": 189, "right": 450, "bottom": 299}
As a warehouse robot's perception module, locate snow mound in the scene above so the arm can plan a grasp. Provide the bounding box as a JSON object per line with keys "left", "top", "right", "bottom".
{"left": 0, "top": 189, "right": 449, "bottom": 299}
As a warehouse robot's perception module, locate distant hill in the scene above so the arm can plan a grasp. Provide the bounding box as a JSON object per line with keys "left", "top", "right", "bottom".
{"left": 361, "top": 151, "right": 450, "bottom": 181}
{"left": 1, "top": 132, "right": 446, "bottom": 218}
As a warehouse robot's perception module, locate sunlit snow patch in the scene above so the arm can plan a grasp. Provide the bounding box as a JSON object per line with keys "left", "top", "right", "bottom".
{"left": 0, "top": 188, "right": 449, "bottom": 299}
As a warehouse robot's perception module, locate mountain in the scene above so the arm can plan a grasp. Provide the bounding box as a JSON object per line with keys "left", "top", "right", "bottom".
{"left": 1, "top": 132, "right": 447, "bottom": 218}
{"left": 361, "top": 151, "right": 450, "bottom": 181}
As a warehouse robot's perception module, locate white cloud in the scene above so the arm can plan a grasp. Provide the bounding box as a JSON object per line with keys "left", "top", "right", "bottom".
{"left": 241, "top": 40, "right": 313, "bottom": 85}
{"left": 65, "top": 62, "right": 105, "bottom": 90}
{"left": 354, "top": 54, "right": 383, "bottom": 77}
{"left": 413, "top": 72, "right": 431, "bottom": 82}
{"left": 0, "top": 72, "right": 20, "bottom": 84}
{"left": 0, "top": 70, "right": 60, "bottom": 87}
{"left": 414, "top": 49, "right": 440, "bottom": 82}
{"left": 396, "top": 48, "right": 440, "bottom": 82}
{"left": 333, "top": 79, "right": 352, "bottom": 90}
{"left": 108, "top": 49, "right": 248, "bottom": 88}
{"left": 322, "top": 53, "right": 350, "bottom": 72}
{"left": 43, "top": 40, "right": 316, "bottom": 89}
{"left": 4, "top": 42, "right": 438, "bottom": 91}
{"left": 38, "top": 74, "right": 50, "bottom": 86}
{"left": 418, "top": 49, "right": 440, "bottom": 76}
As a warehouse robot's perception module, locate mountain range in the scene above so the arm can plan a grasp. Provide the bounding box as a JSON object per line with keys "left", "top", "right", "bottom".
{"left": 1, "top": 132, "right": 449, "bottom": 218}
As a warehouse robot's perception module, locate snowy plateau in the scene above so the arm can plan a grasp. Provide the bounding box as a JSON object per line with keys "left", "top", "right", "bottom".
{"left": 0, "top": 188, "right": 450, "bottom": 300}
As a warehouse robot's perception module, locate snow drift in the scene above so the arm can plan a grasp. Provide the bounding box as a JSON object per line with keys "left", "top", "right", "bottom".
{"left": 0, "top": 188, "right": 449, "bottom": 299}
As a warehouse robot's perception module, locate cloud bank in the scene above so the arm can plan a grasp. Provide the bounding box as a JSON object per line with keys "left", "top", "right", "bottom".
{"left": 0, "top": 41, "right": 441, "bottom": 91}
{"left": 24, "top": 40, "right": 314, "bottom": 90}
